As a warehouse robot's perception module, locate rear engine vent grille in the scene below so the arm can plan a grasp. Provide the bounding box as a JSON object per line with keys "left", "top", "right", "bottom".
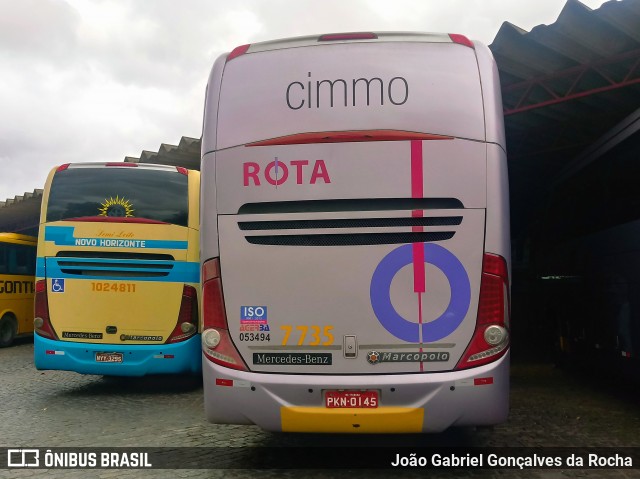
{"left": 56, "top": 251, "right": 173, "bottom": 260}
{"left": 245, "top": 231, "right": 455, "bottom": 247}
{"left": 53, "top": 252, "right": 175, "bottom": 278}
{"left": 238, "top": 198, "right": 463, "bottom": 214}
{"left": 239, "top": 216, "right": 462, "bottom": 230}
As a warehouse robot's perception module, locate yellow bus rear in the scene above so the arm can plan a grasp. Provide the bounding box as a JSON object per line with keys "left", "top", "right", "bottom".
{"left": 0, "top": 233, "right": 37, "bottom": 347}
{"left": 34, "top": 163, "right": 201, "bottom": 376}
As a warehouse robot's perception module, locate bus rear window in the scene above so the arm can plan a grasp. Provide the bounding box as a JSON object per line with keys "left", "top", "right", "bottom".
{"left": 46, "top": 168, "right": 189, "bottom": 227}
{"left": 0, "top": 243, "right": 36, "bottom": 275}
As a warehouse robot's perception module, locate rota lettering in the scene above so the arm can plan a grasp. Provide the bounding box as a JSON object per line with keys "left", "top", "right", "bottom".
{"left": 243, "top": 160, "right": 331, "bottom": 186}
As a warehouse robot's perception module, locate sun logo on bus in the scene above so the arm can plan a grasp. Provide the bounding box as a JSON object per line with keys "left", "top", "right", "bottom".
{"left": 98, "top": 196, "right": 134, "bottom": 218}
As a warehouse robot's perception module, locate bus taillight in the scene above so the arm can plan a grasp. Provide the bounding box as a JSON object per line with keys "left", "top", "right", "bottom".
{"left": 201, "top": 258, "right": 248, "bottom": 371}
{"left": 166, "top": 285, "right": 198, "bottom": 343}
{"left": 456, "top": 253, "right": 510, "bottom": 370}
{"left": 34, "top": 280, "right": 58, "bottom": 340}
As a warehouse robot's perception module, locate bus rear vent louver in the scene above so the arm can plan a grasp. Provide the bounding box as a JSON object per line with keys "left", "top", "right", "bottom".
{"left": 245, "top": 231, "right": 455, "bottom": 247}
{"left": 238, "top": 216, "right": 462, "bottom": 230}
{"left": 54, "top": 257, "right": 175, "bottom": 278}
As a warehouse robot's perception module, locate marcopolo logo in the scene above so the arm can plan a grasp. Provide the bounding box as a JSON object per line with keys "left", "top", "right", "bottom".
{"left": 120, "top": 335, "right": 163, "bottom": 342}
{"left": 366, "top": 350, "right": 450, "bottom": 365}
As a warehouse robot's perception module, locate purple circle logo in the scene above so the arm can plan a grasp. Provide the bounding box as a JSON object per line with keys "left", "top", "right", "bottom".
{"left": 370, "top": 243, "right": 471, "bottom": 342}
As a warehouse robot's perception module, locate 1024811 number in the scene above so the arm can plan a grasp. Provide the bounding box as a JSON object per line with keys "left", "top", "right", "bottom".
{"left": 239, "top": 332, "right": 271, "bottom": 342}
{"left": 280, "top": 325, "right": 334, "bottom": 346}
{"left": 91, "top": 282, "right": 136, "bottom": 293}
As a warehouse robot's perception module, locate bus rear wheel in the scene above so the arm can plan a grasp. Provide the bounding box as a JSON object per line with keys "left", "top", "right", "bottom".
{"left": 0, "top": 315, "right": 17, "bottom": 347}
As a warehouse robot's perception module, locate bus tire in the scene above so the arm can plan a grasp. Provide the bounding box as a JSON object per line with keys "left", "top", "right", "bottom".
{"left": 0, "top": 315, "right": 17, "bottom": 347}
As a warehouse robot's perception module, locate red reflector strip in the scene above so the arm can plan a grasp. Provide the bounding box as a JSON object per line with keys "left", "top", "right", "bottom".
{"left": 216, "top": 378, "right": 233, "bottom": 387}
{"left": 227, "top": 44, "right": 250, "bottom": 62}
{"left": 64, "top": 216, "right": 168, "bottom": 224}
{"left": 319, "top": 32, "right": 378, "bottom": 41}
{"left": 45, "top": 350, "right": 64, "bottom": 355}
{"left": 105, "top": 162, "right": 138, "bottom": 167}
{"left": 474, "top": 377, "right": 494, "bottom": 386}
{"left": 449, "top": 33, "right": 474, "bottom": 49}
{"left": 247, "top": 130, "right": 453, "bottom": 147}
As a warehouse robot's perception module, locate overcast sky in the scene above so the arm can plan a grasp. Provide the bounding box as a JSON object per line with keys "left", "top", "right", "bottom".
{"left": 0, "top": 0, "right": 608, "bottom": 201}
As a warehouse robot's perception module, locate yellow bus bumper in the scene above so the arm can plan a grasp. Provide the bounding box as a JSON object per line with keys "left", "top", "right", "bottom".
{"left": 281, "top": 406, "right": 424, "bottom": 433}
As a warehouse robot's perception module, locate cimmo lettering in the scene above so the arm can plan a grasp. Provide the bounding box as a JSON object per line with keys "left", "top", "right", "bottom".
{"left": 286, "top": 72, "right": 409, "bottom": 110}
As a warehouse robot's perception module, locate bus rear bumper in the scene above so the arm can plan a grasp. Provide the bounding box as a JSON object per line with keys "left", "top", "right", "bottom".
{"left": 34, "top": 334, "right": 202, "bottom": 376}
{"left": 203, "top": 351, "right": 509, "bottom": 433}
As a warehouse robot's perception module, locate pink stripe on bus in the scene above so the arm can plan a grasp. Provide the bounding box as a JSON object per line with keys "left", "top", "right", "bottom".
{"left": 411, "top": 140, "right": 425, "bottom": 293}
{"left": 411, "top": 140, "right": 423, "bottom": 199}
{"left": 413, "top": 243, "right": 425, "bottom": 293}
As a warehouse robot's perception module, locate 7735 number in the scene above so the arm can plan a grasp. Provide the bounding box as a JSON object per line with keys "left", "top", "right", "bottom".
{"left": 280, "top": 325, "right": 334, "bottom": 346}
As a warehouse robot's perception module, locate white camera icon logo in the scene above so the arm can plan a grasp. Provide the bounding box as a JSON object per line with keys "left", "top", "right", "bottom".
{"left": 7, "top": 449, "right": 40, "bottom": 467}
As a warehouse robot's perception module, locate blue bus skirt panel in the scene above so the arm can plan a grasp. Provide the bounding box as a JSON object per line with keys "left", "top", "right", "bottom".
{"left": 34, "top": 334, "right": 202, "bottom": 376}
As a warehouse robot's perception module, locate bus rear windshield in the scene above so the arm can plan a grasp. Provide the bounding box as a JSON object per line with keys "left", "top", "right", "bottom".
{"left": 0, "top": 242, "right": 36, "bottom": 275}
{"left": 46, "top": 168, "right": 189, "bottom": 227}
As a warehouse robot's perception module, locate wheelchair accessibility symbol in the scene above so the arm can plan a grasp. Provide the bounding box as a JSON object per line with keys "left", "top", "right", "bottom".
{"left": 51, "top": 278, "right": 65, "bottom": 293}
{"left": 370, "top": 243, "right": 471, "bottom": 342}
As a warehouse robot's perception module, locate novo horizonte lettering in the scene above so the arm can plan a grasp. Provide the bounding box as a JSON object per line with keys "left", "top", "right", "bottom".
{"left": 74, "top": 238, "right": 147, "bottom": 248}
{"left": 286, "top": 72, "right": 409, "bottom": 110}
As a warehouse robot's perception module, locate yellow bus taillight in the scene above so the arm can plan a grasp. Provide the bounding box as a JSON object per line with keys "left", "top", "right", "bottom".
{"left": 166, "top": 285, "right": 199, "bottom": 343}
{"left": 34, "top": 280, "right": 58, "bottom": 340}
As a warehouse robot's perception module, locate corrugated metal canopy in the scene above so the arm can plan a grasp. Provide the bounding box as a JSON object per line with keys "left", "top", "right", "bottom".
{"left": 490, "top": 0, "right": 640, "bottom": 237}
{"left": 126, "top": 136, "right": 201, "bottom": 170}
{"left": 0, "top": 189, "right": 43, "bottom": 236}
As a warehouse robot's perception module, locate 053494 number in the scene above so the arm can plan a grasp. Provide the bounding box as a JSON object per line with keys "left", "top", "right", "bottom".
{"left": 239, "top": 332, "right": 271, "bottom": 342}
{"left": 91, "top": 282, "right": 136, "bottom": 293}
{"left": 280, "top": 325, "right": 334, "bottom": 346}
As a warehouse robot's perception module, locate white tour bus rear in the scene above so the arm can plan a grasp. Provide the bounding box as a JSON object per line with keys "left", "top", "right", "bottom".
{"left": 200, "top": 32, "right": 510, "bottom": 433}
